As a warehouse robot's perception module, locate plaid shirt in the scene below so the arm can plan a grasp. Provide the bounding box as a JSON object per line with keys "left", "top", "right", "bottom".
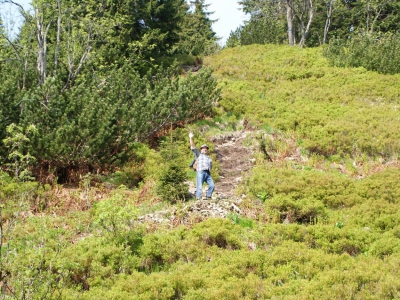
{"left": 192, "top": 148, "right": 212, "bottom": 172}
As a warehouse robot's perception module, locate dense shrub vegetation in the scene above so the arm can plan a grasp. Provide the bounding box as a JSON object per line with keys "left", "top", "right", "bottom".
{"left": 20, "top": 66, "right": 219, "bottom": 182}
{"left": 3, "top": 0, "right": 400, "bottom": 297}
{"left": 0, "top": 0, "right": 220, "bottom": 182}
{"left": 205, "top": 44, "right": 400, "bottom": 159}
{"left": 3, "top": 174, "right": 400, "bottom": 299}
{"left": 2, "top": 44, "right": 400, "bottom": 298}
{"left": 325, "top": 33, "right": 400, "bottom": 75}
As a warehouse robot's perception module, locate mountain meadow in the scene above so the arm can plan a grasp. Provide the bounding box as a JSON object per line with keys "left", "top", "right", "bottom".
{"left": 1, "top": 42, "right": 400, "bottom": 299}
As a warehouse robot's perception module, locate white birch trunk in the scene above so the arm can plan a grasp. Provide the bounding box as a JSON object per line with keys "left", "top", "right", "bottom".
{"left": 286, "top": 0, "right": 295, "bottom": 45}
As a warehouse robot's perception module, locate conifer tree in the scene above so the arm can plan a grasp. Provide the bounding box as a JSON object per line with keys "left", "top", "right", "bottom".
{"left": 156, "top": 139, "right": 188, "bottom": 203}
{"left": 0, "top": 18, "right": 24, "bottom": 158}
{"left": 18, "top": 64, "right": 219, "bottom": 182}
{"left": 236, "top": 0, "right": 400, "bottom": 47}
{"left": 175, "top": 0, "right": 218, "bottom": 55}
{"left": 0, "top": 0, "right": 221, "bottom": 182}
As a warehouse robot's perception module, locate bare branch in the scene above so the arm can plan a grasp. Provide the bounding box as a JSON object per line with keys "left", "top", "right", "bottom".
{"left": 53, "top": 0, "right": 61, "bottom": 77}
{"left": 2, "top": 0, "right": 31, "bottom": 21}
{"left": 0, "top": 33, "right": 23, "bottom": 63}
{"left": 62, "top": 21, "right": 94, "bottom": 91}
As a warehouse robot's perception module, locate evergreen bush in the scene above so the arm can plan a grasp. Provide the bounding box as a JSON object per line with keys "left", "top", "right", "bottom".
{"left": 205, "top": 45, "right": 400, "bottom": 159}
{"left": 156, "top": 139, "right": 189, "bottom": 203}
{"left": 17, "top": 64, "right": 219, "bottom": 182}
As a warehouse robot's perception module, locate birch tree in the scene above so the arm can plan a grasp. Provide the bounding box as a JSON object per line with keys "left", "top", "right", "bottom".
{"left": 323, "top": 0, "right": 334, "bottom": 44}
{"left": 240, "top": 0, "right": 314, "bottom": 47}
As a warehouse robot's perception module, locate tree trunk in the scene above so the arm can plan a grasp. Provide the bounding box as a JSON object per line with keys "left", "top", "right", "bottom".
{"left": 286, "top": 0, "right": 295, "bottom": 45}
{"left": 54, "top": 0, "right": 61, "bottom": 77}
{"left": 34, "top": 6, "right": 51, "bottom": 87}
{"left": 299, "top": 0, "right": 314, "bottom": 47}
{"left": 323, "top": 0, "right": 334, "bottom": 44}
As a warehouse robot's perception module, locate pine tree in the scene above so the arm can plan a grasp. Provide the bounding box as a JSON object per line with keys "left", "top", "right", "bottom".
{"left": 18, "top": 64, "right": 219, "bottom": 182}
{"left": 0, "top": 18, "right": 25, "bottom": 158}
{"left": 1, "top": 0, "right": 221, "bottom": 182}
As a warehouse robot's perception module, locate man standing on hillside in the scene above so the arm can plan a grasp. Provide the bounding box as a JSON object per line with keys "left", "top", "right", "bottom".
{"left": 189, "top": 132, "right": 215, "bottom": 200}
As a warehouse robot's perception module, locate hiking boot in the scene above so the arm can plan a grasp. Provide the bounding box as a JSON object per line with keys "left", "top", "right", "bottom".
{"left": 203, "top": 196, "right": 212, "bottom": 200}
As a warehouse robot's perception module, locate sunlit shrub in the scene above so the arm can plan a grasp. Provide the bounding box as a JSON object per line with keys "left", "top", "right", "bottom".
{"left": 189, "top": 218, "right": 244, "bottom": 250}
{"left": 156, "top": 139, "right": 189, "bottom": 203}
{"left": 242, "top": 166, "right": 360, "bottom": 210}
{"left": 138, "top": 232, "right": 180, "bottom": 273}
{"left": 55, "top": 236, "right": 139, "bottom": 290}
{"left": 205, "top": 45, "right": 400, "bottom": 159}
{"left": 356, "top": 168, "right": 400, "bottom": 204}
{"left": 92, "top": 188, "right": 138, "bottom": 236}
{"left": 0, "top": 172, "right": 41, "bottom": 220}
{"left": 264, "top": 194, "right": 326, "bottom": 224}
{"left": 369, "top": 232, "right": 400, "bottom": 258}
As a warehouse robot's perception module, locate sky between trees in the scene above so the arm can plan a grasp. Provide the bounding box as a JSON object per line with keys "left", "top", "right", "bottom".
{"left": 4, "top": 0, "right": 248, "bottom": 46}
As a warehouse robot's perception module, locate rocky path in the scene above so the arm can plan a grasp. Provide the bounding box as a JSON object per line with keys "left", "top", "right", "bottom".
{"left": 211, "top": 130, "right": 255, "bottom": 199}
{"left": 140, "top": 130, "right": 257, "bottom": 226}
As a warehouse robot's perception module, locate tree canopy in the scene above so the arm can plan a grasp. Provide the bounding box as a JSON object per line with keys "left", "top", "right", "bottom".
{"left": 0, "top": 0, "right": 220, "bottom": 182}
{"left": 229, "top": 0, "right": 400, "bottom": 47}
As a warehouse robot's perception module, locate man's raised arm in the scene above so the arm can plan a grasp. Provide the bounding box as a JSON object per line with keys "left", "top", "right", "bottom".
{"left": 189, "top": 132, "right": 195, "bottom": 149}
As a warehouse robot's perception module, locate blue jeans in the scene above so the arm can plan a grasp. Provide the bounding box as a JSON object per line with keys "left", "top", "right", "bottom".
{"left": 196, "top": 170, "right": 215, "bottom": 199}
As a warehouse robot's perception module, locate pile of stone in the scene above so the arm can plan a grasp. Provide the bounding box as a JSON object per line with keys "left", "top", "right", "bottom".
{"left": 137, "top": 198, "right": 242, "bottom": 226}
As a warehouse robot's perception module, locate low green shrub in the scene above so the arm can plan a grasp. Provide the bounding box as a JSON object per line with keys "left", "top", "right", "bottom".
{"left": 189, "top": 218, "right": 244, "bottom": 250}
{"left": 205, "top": 45, "right": 400, "bottom": 159}
{"left": 138, "top": 231, "right": 182, "bottom": 273}
{"left": 55, "top": 236, "right": 139, "bottom": 290}
{"left": 369, "top": 232, "right": 400, "bottom": 259}
{"left": 9, "top": 214, "right": 400, "bottom": 299}
{"left": 356, "top": 168, "right": 400, "bottom": 204}
{"left": 92, "top": 188, "right": 138, "bottom": 237}
{"left": 298, "top": 256, "right": 400, "bottom": 299}
{"left": 242, "top": 166, "right": 360, "bottom": 210}
{"left": 0, "top": 171, "right": 55, "bottom": 223}
{"left": 329, "top": 199, "right": 400, "bottom": 233}
{"left": 264, "top": 194, "right": 326, "bottom": 224}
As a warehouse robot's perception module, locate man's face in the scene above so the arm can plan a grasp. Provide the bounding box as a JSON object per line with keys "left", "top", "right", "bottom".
{"left": 201, "top": 147, "right": 208, "bottom": 154}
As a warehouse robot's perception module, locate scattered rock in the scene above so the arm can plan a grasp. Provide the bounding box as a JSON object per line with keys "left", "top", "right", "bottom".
{"left": 213, "top": 130, "right": 255, "bottom": 198}
{"left": 248, "top": 242, "right": 257, "bottom": 250}
{"left": 136, "top": 198, "right": 245, "bottom": 226}
{"left": 136, "top": 129, "right": 256, "bottom": 227}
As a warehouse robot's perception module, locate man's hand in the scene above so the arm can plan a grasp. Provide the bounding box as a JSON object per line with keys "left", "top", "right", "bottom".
{"left": 189, "top": 132, "right": 195, "bottom": 148}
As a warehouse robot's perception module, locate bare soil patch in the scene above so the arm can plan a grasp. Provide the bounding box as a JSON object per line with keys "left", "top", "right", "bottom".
{"left": 211, "top": 130, "right": 255, "bottom": 198}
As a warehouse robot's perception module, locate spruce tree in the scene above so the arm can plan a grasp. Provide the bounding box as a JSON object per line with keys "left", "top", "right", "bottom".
{"left": 156, "top": 139, "right": 188, "bottom": 203}
{"left": 175, "top": 0, "right": 218, "bottom": 55}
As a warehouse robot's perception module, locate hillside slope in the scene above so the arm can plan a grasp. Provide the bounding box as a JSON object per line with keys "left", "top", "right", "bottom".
{"left": 205, "top": 44, "right": 400, "bottom": 161}
{"left": 3, "top": 45, "right": 400, "bottom": 299}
